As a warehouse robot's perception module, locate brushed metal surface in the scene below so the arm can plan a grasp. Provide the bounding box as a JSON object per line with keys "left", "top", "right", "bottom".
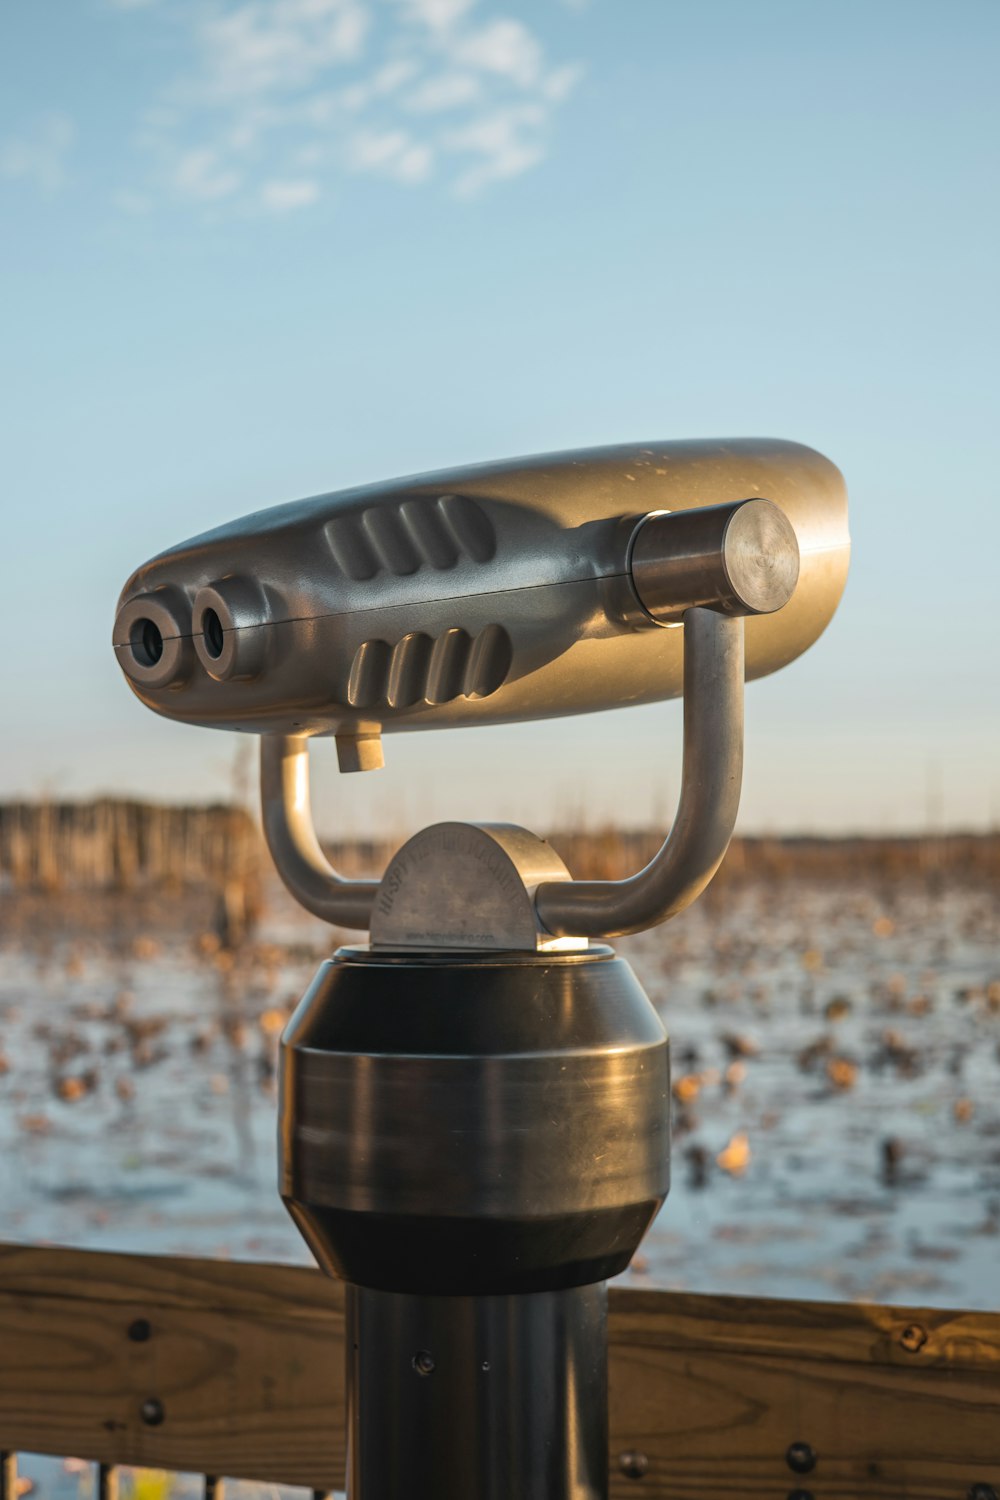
{"left": 535, "top": 606, "right": 743, "bottom": 939}
{"left": 629, "top": 497, "right": 800, "bottom": 621}
{"left": 347, "top": 1283, "right": 608, "bottom": 1500}
{"left": 259, "top": 734, "right": 377, "bottom": 929}
{"left": 259, "top": 609, "right": 744, "bottom": 940}
{"left": 118, "top": 436, "right": 848, "bottom": 942}
{"left": 113, "top": 438, "right": 849, "bottom": 739}
{"left": 370, "top": 822, "right": 579, "bottom": 952}
{"left": 286, "top": 1048, "right": 666, "bottom": 1218}
{"left": 279, "top": 948, "right": 669, "bottom": 1292}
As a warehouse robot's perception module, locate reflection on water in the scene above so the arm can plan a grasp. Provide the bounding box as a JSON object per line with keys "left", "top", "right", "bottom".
{"left": 1, "top": 876, "right": 998, "bottom": 1309}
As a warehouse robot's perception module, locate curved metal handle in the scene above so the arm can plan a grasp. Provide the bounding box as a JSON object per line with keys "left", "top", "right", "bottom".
{"left": 260, "top": 734, "right": 377, "bottom": 930}
{"left": 262, "top": 606, "right": 746, "bottom": 941}
{"left": 534, "top": 607, "right": 744, "bottom": 939}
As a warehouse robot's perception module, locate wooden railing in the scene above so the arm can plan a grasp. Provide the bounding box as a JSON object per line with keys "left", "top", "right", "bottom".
{"left": 0, "top": 1243, "right": 997, "bottom": 1500}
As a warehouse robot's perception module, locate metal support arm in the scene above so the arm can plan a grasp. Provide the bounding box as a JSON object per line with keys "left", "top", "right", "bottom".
{"left": 534, "top": 607, "right": 744, "bottom": 939}
{"left": 260, "top": 734, "right": 377, "bottom": 930}
{"left": 261, "top": 609, "right": 745, "bottom": 943}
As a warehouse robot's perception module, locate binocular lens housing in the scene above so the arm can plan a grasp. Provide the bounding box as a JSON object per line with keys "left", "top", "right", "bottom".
{"left": 112, "top": 438, "right": 849, "bottom": 738}
{"left": 113, "top": 586, "right": 192, "bottom": 690}
{"left": 190, "top": 578, "right": 270, "bottom": 682}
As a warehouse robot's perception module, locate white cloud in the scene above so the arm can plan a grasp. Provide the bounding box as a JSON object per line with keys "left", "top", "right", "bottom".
{"left": 371, "top": 58, "right": 421, "bottom": 95}
{"left": 448, "top": 103, "right": 544, "bottom": 196}
{"left": 0, "top": 114, "right": 76, "bottom": 193}
{"left": 451, "top": 18, "right": 542, "bottom": 86}
{"left": 403, "top": 71, "right": 481, "bottom": 112}
{"left": 173, "top": 146, "right": 242, "bottom": 199}
{"left": 260, "top": 176, "right": 321, "bottom": 209}
{"left": 348, "top": 128, "right": 433, "bottom": 182}
{"left": 113, "top": 0, "right": 581, "bottom": 212}
{"left": 541, "top": 62, "right": 584, "bottom": 103}
{"left": 394, "top": 0, "right": 477, "bottom": 30}
{"left": 336, "top": 55, "right": 420, "bottom": 111}
{"left": 195, "top": 0, "right": 369, "bottom": 103}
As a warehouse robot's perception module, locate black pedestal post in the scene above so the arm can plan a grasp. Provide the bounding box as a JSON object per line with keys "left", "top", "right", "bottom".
{"left": 279, "top": 948, "right": 670, "bottom": 1500}
{"left": 347, "top": 1284, "right": 608, "bottom": 1500}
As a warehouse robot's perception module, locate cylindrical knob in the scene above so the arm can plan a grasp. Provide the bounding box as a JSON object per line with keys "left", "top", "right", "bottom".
{"left": 629, "top": 498, "right": 800, "bottom": 622}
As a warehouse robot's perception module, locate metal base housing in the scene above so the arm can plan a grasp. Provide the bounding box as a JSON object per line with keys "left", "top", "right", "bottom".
{"left": 279, "top": 947, "right": 670, "bottom": 1498}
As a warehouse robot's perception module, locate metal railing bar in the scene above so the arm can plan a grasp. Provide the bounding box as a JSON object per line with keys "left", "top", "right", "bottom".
{"left": 0, "top": 1456, "right": 342, "bottom": 1500}
{"left": 98, "top": 1463, "right": 119, "bottom": 1500}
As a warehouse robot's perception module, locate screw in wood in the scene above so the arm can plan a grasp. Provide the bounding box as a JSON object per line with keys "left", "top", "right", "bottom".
{"left": 618, "top": 1451, "right": 648, "bottom": 1480}
{"left": 899, "top": 1323, "right": 928, "bottom": 1352}
{"left": 786, "top": 1442, "right": 817, "bottom": 1475}
{"left": 140, "top": 1398, "right": 165, "bottom": 1426}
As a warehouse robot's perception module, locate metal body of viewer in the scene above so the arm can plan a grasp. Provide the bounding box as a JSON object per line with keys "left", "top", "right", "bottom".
{"left": 113, "top": 439, "right": 849, "bottom": 1499}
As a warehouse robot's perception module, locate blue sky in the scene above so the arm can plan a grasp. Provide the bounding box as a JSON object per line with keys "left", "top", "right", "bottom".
{"left": 1, "top": 0, "right": 998, "bottom": 837}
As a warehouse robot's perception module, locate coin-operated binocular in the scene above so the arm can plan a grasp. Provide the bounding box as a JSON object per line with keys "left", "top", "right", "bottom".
{"left": 114, "top": 438, "right": 849, "bottom": 1500}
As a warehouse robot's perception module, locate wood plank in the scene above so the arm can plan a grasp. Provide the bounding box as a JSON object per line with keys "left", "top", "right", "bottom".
{"left": 0, "top": 1243, "right": 338, "bottom": 1321}
{"left": 1, "top": 1243, "right": 999, "bottom": 1497}
{"left": 0, "top": 1246, "right": 347, "bottom": 1487}
{"left": 608, "top": 1296, "right": 1000, "bottom": 1499}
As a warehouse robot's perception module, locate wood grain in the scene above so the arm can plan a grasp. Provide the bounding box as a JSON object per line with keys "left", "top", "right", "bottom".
{"left": 1, "top": 1243, "right": 998, "bottom": 1497}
